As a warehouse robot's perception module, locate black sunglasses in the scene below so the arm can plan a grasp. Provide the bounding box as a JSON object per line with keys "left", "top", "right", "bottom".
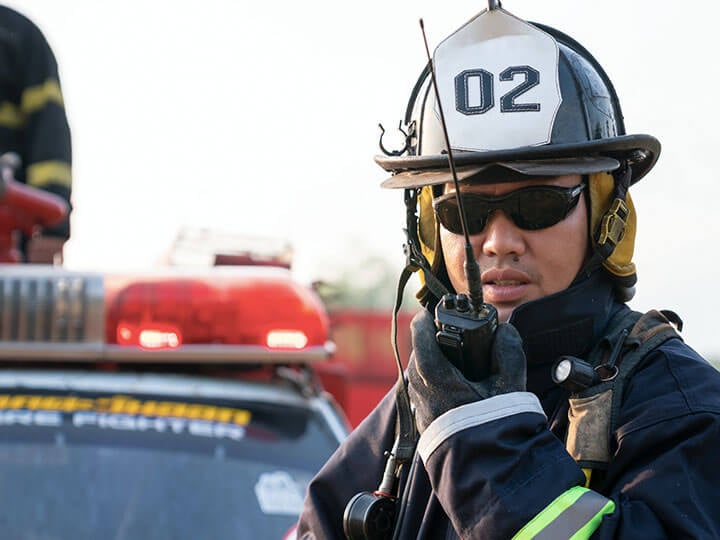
{"left": 433, "top": 183, "right": 585, "bottom": 235}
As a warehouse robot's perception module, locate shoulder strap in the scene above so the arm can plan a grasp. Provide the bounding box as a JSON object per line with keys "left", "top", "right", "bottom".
{"left": 565, "top": 308, "right": 682, "bottom": 484}
{"left": 607, "top": 309, "right": 683, "bottom": 440}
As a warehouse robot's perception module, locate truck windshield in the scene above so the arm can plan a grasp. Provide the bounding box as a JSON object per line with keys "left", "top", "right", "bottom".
{"left": 0, "top": 390, "right": 338, "bottom": 539}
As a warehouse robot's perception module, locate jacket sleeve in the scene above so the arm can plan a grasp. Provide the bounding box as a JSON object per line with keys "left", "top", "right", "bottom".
{"left": 417, "top": 391, "right": 593, "bottom": 539}
{"left": 417, "top": 340, "right": 720, "bottom": 539}
{"left": 297, "top": 387, "right": 399, "bottom": 539}
{"left": 1, "top": 9, "right": 72, "bottom": 239}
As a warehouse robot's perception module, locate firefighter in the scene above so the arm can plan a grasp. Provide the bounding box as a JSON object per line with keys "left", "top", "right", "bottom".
{"left": 298, "top": 4, "right": 720, "bottom": 539}
{"left": 0, "top": 4, "right": 72, "bottom": 263}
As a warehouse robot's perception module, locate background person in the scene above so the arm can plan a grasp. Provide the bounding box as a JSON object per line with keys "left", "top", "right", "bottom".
{"left": 0, "top": 3, "right": 72, "bottom": 264}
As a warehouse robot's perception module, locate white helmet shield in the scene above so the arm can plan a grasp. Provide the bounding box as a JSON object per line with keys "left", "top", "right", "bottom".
{"left": 426, "top": 8, "right": 562, "bottom": 154}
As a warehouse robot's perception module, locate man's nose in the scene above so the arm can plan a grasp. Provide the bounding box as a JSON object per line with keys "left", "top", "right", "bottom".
{"left": 479, "top": 210, "right": 526, "bottom": 258}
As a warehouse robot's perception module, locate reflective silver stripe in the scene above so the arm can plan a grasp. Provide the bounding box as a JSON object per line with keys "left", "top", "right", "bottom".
{"left": 524, "top": 489, "right": 613, "bottom": 540}
{"left": 417, "top": 392, "right": 545, "bottom": 462}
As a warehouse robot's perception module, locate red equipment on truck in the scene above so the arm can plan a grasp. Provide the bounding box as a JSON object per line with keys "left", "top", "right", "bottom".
{"left": 0, "top": 152, "right": 68, "bottom": 263}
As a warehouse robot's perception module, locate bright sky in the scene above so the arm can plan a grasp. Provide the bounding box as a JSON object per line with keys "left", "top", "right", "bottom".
{"left": 6, "top": 0, "right": 720, "bottom": 358}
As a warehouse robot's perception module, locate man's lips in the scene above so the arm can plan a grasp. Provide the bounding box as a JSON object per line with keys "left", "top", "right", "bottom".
{"left": 481, "top": 268, "right": 531, "bottom": 304}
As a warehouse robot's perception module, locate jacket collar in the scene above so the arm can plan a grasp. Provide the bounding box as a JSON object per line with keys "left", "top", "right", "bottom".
{"left": 508, "top": 271, "right": 623, "bottom": 395}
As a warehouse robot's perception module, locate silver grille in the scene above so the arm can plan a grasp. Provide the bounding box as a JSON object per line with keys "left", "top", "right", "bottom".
{"left": 0, "top": 266, "right": 104, "bottom": 343}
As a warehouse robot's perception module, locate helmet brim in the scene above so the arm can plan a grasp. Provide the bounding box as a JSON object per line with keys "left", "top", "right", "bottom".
{"left": 377, "top": 134, "right": 660, "bottom": 189}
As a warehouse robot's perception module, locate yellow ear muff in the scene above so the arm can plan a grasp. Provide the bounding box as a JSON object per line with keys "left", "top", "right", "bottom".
{"left": 588, "top": 172, "right": 637, "bottom": 281}
{"left": 417, "top": 186, "right": 438, "bottom": 267}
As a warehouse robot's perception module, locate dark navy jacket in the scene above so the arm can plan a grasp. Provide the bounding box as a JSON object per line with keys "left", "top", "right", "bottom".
{"left": 298, "top": 273, "right": 720, "bottom": 539}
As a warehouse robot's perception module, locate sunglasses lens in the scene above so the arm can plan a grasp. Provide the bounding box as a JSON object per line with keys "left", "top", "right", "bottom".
{"left": 514, "top": 190, "right": 568, "bottom": 230}
{"left": 436, "top": 202, "right": 465, "bottom": 234}
{"left": 436, "top": 199, "right": 490, "bottom": 235}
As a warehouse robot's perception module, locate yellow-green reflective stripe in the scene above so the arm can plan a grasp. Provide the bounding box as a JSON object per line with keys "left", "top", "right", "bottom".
{"left": 27, "top": 161, "right": 72, "bottom": 189}
{"left": 514, "top": 486, "right": 585, "bottom": 539}
{"left": 0, "top": 102, "right": 23, "bottom": 128}
{"left": 569, "top": 499, "right": 615, "bottom": 540}
{"left": 513, "top": 486, "right": 615, "bottom": 540}
{"left": 21, "top": 79, "right": 64, "bottom": 115}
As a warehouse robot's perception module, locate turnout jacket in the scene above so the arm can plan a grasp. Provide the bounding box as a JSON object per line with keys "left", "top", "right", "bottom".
{"left": 0, "top": 5, "right": 72, "bottom": 240}
{"left": 298, "top": 273, "right": 720, "bottom": 539}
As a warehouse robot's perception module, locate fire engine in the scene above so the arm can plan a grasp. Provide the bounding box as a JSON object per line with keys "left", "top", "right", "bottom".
{"left": 0, "top": 158, "right": 350, "bottom": 539}
{"left": 314, "top": 308, "right": 413, "bottom": 428}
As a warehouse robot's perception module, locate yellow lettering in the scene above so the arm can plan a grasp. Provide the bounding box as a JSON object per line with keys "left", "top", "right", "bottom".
{"left": 75, "top": 398, "right": 95, "bottom": 411}
{"left": 26, "top": 395, "right": 44, "bottom": 409}
{"left": 156, "top": 402, "right": 175, "bottom": 416}
{"left": 95, "top": 397, "right": 111, "bottom": 411}
{"left": 109, "top": 396, "right": 141, "bottom": 414}
{"left": 184, "top": 403, "right": 205, "bottom": 420}
{"left": 59, "top": 396, "right": 78, "bottom": 412}
{"left": 233, "top": 410, "right": 252, "bottom": 425}
{"left": 169, "top": 402, "right": 188, "bottom": 417}
{"left": 139, "top": 401, "right": 158, "bottom": 416}
{"left": 40, "top": 396, "right": 64, "bottom": 410}
{"left": 215, "top": 408, "right": 234, "bottom": 423}
{"left": 0, "top": 392, "right": 254, "bottom": 427}
{"left": 8, "top": 395, "right": 28, "bottom": 408}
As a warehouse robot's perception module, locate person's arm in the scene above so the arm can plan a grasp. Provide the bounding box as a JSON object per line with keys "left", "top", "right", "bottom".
{"left": 19, "top": 14, "right": 72, "bottom": 255}
{"left": 407, "top": 308, "right": 594, "bottom": 538}
{"left": 415, "top": 330, "right": 720, "bottom": 538}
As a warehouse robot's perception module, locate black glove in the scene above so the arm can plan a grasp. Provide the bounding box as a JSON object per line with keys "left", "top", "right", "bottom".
{"left": 407, "top": 308, "right": 527, "bottom": 434}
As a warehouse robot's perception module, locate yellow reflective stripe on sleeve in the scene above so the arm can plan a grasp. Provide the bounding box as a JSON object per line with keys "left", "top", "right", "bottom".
{"left": 27, "top": 161, "right": 72, "bottom": 189}
{"left": 21, "top": 79, "right": 64, "bottom": 115}
{"left": 512, "top": 486, "right": 615, "bottom": 540}
{"left": 0, "top": 101, "right": 23, "bottom": 128}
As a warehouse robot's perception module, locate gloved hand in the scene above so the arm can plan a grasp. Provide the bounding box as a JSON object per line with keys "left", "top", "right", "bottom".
{"left": 407, "top": 308, "right": 527, "bottom": 434}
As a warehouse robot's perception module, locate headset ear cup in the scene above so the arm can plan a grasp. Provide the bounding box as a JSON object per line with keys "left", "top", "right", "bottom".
{"left": 603, "top": 191, "right": 637, "bottom": 279}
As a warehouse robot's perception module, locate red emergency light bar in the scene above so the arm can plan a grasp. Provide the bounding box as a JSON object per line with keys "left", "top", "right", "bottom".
{"left": 103, "top": 267, "right": 332, "bottom": 362}
{"left": 0, "top": 265, "right": 334, "bottom": 364}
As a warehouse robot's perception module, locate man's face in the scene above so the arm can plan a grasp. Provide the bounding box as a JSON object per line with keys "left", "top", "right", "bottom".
{"left": 439, "top": 174, "right": 588, "bottom": 323}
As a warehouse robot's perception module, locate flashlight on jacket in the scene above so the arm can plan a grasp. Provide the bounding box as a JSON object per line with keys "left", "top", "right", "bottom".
{"left": 551, "top": 356, "right": 600, "bottom": 393}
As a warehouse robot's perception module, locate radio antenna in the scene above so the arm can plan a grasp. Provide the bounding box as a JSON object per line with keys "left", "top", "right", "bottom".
{"left": 419, "top": 19, "right": 483, "bottom": 313}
